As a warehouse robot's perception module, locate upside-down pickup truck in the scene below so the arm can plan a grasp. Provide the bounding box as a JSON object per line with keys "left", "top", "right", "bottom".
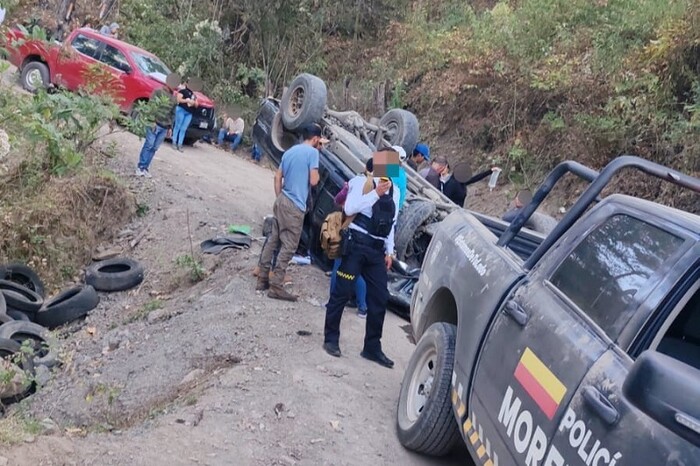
{"left": 4, "top": 26, "right": 216, "bottom": 144}
{"left": 397, "top": 156, "right": 700, "bottom": 465}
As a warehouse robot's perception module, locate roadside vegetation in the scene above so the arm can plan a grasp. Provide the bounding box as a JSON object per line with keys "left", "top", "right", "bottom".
{"left": 6, "top": 0, "right": 700, "bottom": 214}
{"left": 0, "top": 52, "right": 135, "bottom": 288}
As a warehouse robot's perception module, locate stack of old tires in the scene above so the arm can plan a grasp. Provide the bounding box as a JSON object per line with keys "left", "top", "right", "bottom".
{"left": 0, "top": 258, "right": 144, "bottom": 406}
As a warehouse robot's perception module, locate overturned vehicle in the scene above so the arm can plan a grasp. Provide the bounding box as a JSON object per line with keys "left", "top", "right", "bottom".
{"left": 252, "top": 73, "right": 551, "bottom": 315}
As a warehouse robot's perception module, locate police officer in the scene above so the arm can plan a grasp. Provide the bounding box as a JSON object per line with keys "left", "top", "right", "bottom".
{"left": 323, "top": 149, "right": 401, "bottom": 368}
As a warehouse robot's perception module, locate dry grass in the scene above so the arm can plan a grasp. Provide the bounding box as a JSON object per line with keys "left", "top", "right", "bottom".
{"left": 0, "top": 161, "right": 135, "bottom": 288}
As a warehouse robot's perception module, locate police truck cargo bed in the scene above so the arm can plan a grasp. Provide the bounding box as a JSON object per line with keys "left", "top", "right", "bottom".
{"left": 397, "top": 156, "right": 700, "bottom": 465}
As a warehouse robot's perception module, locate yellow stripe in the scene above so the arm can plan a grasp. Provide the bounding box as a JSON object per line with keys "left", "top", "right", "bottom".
{"left": 520, "top": 347, "right": 567, "bottom": 404}
{"left": 457, "top": 401, "right": 466, "bottom": 417}
{"left": 476, "top": 445, "right": 486, "bottom": 458}
{"left": 451, "top": 389, "right": 458, "bottom": 405}
{"left": 469, "top": 431, "right": 479, "bottom": 444}
{"left": 484, "top": 460, "right": 494, "bottom": 466}
{"left": 463, "top": 418, "right": 473, "bottom": 432}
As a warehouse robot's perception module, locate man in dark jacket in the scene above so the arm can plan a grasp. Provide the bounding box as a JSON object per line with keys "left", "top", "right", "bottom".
{"left": 432, "top": 156, "right": 499, "bottom": 207}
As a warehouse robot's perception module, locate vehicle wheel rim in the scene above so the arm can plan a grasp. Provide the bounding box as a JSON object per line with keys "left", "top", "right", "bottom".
{"left": 26, "top": 69, "right": 43, "bottom": 89}
{"left": 405, "top": 346, "right": 437, "bottom": 424}
{"left": 288, "top": 86, "right": 304, "bottom": 117}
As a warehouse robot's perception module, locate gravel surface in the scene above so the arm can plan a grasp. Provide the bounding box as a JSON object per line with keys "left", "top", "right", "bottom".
{"left": 2, "top": 131, "right": 465, "bottom": 465}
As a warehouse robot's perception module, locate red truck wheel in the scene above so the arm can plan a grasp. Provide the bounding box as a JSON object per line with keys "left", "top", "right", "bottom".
{"left": 20, "top": 62, "right": 49, "bottom": 93}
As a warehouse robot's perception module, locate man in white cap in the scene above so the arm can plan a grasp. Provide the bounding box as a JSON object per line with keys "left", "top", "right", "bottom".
{"left": 99, "top": 22, "right": 119, "bottom": 38}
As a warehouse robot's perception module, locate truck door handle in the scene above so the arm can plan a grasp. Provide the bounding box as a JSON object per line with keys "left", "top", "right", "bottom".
{"left": 504, "top": 301, "right": 529, "bottom": 326}
{"left": 583, "top": 386, "right": 619, "bottom": 425}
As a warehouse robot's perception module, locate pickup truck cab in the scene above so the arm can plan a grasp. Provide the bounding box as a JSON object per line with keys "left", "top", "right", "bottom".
{"left": 397, "top": 156, "right": 700, "bottom": 465}
{"left": 4, "top": 27, "right": 216, "bottom": 143}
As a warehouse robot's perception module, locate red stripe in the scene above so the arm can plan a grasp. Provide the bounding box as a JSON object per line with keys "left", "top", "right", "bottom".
{"left": 514, "top": 362, "right": 559, "bottom": 420}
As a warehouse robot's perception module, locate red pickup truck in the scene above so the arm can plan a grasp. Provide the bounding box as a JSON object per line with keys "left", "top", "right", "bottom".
{"left": 4, "top": 27, "right": 216, "bottom": 144}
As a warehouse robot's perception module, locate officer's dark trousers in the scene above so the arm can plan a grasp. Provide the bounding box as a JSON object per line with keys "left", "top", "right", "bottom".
{"left": 324, "top": 232, "right": 389, "bottom": 354}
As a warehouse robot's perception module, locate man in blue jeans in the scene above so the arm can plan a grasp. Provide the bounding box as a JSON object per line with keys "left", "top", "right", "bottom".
{"left": 217, "top": 113, "right": 244, "bottom": 151}
{"left": 136, "top": 73, "right": 179, "bottom": 178}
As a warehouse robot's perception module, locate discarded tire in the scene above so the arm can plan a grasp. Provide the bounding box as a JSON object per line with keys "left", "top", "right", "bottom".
{"left": 0, "top": 263, "right": 45, "bottom": 297}
{"left": 85, "top": 257, "right": 144, "bottom": 292}
{"left": 6, "top": 309, "right": 31, "bottom": 322}
{"left": 34, "top": 285, "right": 99, "bottom": 329}
{"left": 280, "top": 73, "right": 327, "bottom": 130}
{"left": 0, "top": 314, "right": 12, "bottom": 324}
{"left": 395, "top": 200, "right": 436, "bottom": 266}
{"left": 0, "top": 321, "right": 58, "bottom": 368}
{"left": 396, "top": 322, "right": 460, "bottom": 456}
{"left": 0, "top": 280, "right": 44, "bottom": 314}
{"left": 0, "top": 337, "right": 36, "bottom": 404}
{"left": 379, "top": 109, "right": 420, "bottom": 156}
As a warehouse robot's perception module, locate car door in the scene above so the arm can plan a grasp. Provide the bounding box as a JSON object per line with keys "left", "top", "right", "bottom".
{"left": 467, "top": 211, "right": 675, "bottom": 465}
{"left": 55, "top": 33, "right": 102, "bottom": 90}
{"left": 548, "top": 215, "right": 700, "bottom": 466}
{"left": 93, "top": 43, "right": 135, "bottom": 109}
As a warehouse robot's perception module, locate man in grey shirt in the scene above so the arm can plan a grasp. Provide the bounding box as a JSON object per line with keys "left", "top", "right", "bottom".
{"left": 256, "top": 124, "right": 326, "bottom": 301}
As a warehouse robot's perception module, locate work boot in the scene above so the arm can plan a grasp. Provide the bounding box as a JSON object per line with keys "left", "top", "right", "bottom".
{"left": 255, "top": 276, "right": 269, "bottom": 291}
{"left": 268, "top": 284, "right": 298, "bottom": 302}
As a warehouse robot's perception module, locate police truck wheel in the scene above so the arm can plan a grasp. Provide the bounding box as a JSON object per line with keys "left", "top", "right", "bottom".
{"left": 397, "top": 322, "right": 461, "bottom": 456}
{"left": 280, "top": 73, "right": 327, "bottom": 130}
{"left": 20, "top": 62, "right": 50, "bottom": 93}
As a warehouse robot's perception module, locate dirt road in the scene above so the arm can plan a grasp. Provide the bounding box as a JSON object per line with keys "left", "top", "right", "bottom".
{"left": 3, "top": 132, "right": 465, "bottom": 465}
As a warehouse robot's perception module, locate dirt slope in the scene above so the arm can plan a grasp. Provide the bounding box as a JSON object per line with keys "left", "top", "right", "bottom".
{"left": 1, "top": 132, "right": 464, "bottom": 465}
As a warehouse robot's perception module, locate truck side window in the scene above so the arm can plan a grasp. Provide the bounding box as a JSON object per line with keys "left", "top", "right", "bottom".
{"left": 549, "top": 214, "right": 683, "bottom": 338}
{"left": 99, "top": 45, "right": 131, "bottom": 73}
{"left": 654, "top": 285, "right": 700, "bottom": 370}
{"left": 71, "top": 34, "right": 101, "bottom": 59}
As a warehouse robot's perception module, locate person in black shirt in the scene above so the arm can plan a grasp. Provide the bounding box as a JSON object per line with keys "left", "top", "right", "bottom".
{"left": 432, "top": 156, "right": 499, "bottom": 207}
{"left": 172, "top": 78, "right": 198, "bottom": 152}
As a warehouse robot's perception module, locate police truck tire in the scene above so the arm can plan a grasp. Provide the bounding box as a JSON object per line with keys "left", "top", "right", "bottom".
{"left": 281, "top": 74, "right": 327, "bottom": 130}
{"left": 397, "top": 322, "right": 461, "bottom": 457}
{"left": 379, "top": 109, "right": 419, "bottom": 155}
{"left": 395, "top": 200, "right": 436, "bottom": 265}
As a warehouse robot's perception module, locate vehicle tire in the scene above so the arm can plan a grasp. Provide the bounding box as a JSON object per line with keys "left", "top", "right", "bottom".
{"left": 34, "top": 285, "right": 100, "bottom": 329}
{"left": 528, "top": 212, "right": 558, "bottom": 235}
{"left": 379, "top": 109, "right": 419, "bottom": 155}
{"left": 84, "top": 257, "right": 144, "bottom": 292}
{"left": 397, "top": 322, "right": 460, "bottom": 456}
{"left": 280, "top": 73, "right": 327, "bottom": 130}
{"left": 20, "top": 61, "right": 50, "bottom": 93}
{"left": 395, "top": 200, "right": 436, "bottom": 266}
{"left": 0, "top": 291, "right": 5, "bottom": 315}
{"left": 0, "top": 313, "right": 12, "bottom": 324}
{"left": 0, "top": 337, "right": 36, "bottom": 404}
{"left": 0, "top": 280, "right": 44, "bottom": 314}
{"left": 0, "top": 263, "right": 46, "bottom": 297}
{"left": 6, "top": 309, "right": 31, "bottom": 322}
{"left": 0, "top": 321, "right": 59, "bottom": 368}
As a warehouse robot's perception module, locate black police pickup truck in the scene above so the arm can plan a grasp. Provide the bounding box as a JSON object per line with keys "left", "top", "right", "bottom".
{"left": 397, "top": 156, "right": 700, "bottom": 465}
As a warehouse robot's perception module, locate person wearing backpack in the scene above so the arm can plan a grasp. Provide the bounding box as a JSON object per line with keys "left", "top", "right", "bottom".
{"left": 323, "top": 149, "right": 401, "bottom": 369}
{"left": 328, "top": 175, "right": 368, "bottom": 319}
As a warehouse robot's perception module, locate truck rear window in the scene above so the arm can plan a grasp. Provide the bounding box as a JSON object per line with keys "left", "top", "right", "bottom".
{"left": 549, "top": 214, "right": 683, "bottom": 339}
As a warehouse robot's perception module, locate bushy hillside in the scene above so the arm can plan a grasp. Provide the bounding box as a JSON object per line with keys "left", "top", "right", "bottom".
{"left": 8, "top": 0, "right": 700, "bottom": 211}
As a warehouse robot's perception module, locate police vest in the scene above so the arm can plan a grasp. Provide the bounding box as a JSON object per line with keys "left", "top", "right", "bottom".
{"left": 352, "top": 181, "right": 396, "bottom": 238}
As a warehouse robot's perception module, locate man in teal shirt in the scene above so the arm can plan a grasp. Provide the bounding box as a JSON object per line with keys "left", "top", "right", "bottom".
{"left": 391, "top": 145, "right": 408, "bottom": 210}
